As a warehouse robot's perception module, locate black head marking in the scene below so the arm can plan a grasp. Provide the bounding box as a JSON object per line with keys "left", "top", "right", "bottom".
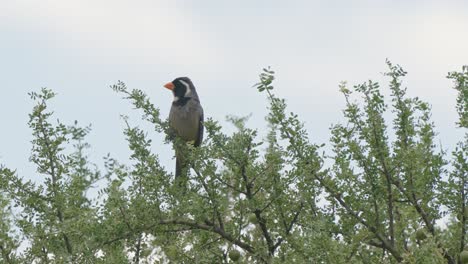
{"left": 171, "top": 77, "right": 197, "bottom": 106}
{"left": 172, "top": 77, "right": 194, "bottom": 99}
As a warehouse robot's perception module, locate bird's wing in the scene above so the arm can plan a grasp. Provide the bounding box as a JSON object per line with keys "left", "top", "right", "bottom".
{"left": 194, "top": 108, "right": 204, "bottom": 147}
{"left": 168, "top": 106, "right": 178, "bottom": 141}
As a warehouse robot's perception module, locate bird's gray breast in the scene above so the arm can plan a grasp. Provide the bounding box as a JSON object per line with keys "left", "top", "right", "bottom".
{"left": 169, "top": 99, "right": 202, "bottom": 143}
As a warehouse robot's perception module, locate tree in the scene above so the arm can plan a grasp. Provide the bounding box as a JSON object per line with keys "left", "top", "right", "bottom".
{"left": 0, "top": 181, "right": 18, "bottom": 263}
{"left": 1, "top": 89, "right": 101, "bottom": 263}
{"left": 0, "top": 62, "right": 466, "bottom": 263}
{"left": 441, "top": 66, "right": 468, "bottom": 263}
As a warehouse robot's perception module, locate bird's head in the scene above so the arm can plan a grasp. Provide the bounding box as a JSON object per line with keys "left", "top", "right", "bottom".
{"left": 164, "top": 77, "right": 196, "bottom": 102}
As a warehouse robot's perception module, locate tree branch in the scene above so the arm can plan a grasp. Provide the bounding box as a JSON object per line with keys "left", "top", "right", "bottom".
{"left": 37, "top": 111, "right": 73, "bottom": 258}
{"left": 158, "top": 219, "right": 255, "bottom": 254}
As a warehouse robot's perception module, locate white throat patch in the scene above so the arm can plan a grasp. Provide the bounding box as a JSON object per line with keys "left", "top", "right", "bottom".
{"left": 179, "top": 80, "right": 192, "bottom": 97}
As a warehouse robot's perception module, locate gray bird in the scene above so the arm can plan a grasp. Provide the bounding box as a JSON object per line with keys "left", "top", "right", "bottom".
{"left": 164, "top": 77, "right": 204, "bottom": 182}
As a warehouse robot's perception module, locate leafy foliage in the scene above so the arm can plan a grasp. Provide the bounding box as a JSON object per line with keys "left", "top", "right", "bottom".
{"left": 0, "top": 63, "right": 466, "bottom": 263}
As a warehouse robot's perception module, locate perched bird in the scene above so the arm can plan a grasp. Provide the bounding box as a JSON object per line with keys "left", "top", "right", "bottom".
{"left": 164, "top": 77, "right": 204, "bottom": 182}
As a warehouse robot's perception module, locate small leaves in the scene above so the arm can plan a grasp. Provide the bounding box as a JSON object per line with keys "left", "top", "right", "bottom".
{"left": 254, "top": 66, "right": 276, "bottom": 92}
{"left": 447, "top": 65, "right": 468, "bottom": 128}
{"left": 28, "top": 87, "right": 57, "bottom": 101}
{"left": 339, "top": 81, "right": 351, "bottom": 96}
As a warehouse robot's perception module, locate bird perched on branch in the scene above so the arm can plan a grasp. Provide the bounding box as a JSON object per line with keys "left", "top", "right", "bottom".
{"left": 164, "top": 77, "right": 204, "bottom": 184}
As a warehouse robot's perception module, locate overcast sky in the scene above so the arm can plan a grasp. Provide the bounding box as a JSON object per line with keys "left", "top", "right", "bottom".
{"left": 1, "top": 0, "right": 467, "bottom": 180}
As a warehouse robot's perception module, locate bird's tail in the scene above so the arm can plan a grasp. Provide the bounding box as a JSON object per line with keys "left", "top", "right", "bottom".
{"left": 175, "top": 152, "right": 188, "bottom": 189}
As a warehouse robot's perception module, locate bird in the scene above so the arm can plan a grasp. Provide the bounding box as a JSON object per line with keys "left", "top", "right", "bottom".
{"left": 164, "top": 77, "right": 204, "bottom": 185}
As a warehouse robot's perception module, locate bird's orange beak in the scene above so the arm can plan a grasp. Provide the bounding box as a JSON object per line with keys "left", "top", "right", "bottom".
{"left": 164, "top": 82, "right": 175, "bottom": 90}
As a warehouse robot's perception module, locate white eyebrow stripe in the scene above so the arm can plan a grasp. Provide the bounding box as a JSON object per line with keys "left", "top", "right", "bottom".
{"left": 179, "top": 80, "right": 192, "bottom": 97}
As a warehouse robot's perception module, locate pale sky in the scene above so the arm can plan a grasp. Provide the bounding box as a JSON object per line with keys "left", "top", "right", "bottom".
{"left": 1, "top": 0, "right": 467, "bottom": 180}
